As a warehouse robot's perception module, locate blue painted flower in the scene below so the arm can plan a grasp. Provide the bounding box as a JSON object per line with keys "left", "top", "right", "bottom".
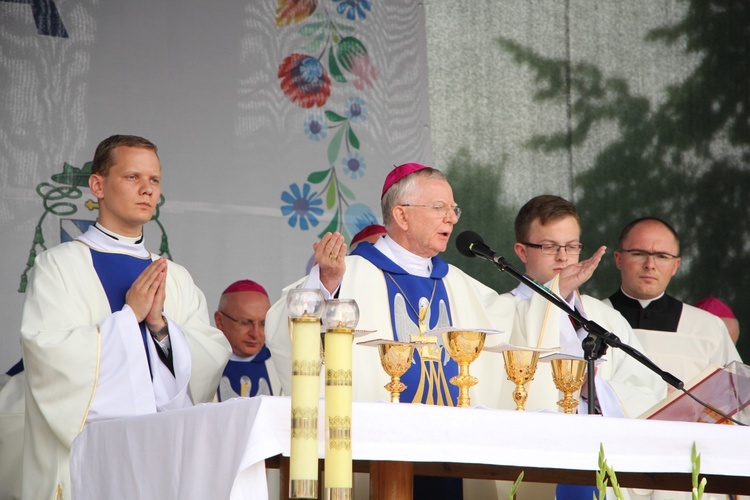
{"left": 304, "top": 114, "right": 327, "bottom": 141}
{"left": 280, "top": 183, "right": 324, "bottom": 230}
{"left": 333, "top": 0, "right": 371, "bottom": 21}
{"left": 344, "top": 96, "right": 367, "bottom": 123}
{"left": 344, "top": 203, "right": 378, "bottom": 237}
{"left": 341, "top": 152, "right": 366, "bottom": 179}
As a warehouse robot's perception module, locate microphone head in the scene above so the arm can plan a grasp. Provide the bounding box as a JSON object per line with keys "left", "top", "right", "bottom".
{"left": 455, "top": 230, "right": 484, "bottom": 258}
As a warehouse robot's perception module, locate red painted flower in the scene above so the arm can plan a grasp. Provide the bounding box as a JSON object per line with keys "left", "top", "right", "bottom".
{"left": 275, "top": 0, "right": 317, "bottom": 27}
{"left": 278, "top": 53, "right": 331, "bottom": 108}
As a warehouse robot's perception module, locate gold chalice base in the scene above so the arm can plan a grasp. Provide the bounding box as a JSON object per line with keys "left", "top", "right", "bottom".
{"left": 378, "top": 343, "right": 415, "bottom": 403}
{"left": 550, "top": 358, "right": 586, "bottom": 414}
{"left": 502, "top": 350, "right": 540, "bottom": 411}
{"left": 442, "top": 330, "right": 486, "bottom": 407}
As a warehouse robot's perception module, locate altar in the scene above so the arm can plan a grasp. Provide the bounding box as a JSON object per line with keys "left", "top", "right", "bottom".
{"left": 70, "top": 395, "right": 750, "bottom": 499}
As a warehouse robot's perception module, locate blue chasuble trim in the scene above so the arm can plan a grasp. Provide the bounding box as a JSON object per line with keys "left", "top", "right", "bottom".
{"left": 351, "top": 243, "right": 459, "bottom": 406}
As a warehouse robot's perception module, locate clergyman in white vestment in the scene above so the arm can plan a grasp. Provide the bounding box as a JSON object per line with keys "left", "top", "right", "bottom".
{"left": 21, "top": 135, "right": 230, "bottom": 500}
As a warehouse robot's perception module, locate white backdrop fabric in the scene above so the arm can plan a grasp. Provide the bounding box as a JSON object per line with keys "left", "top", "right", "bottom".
{"left": 0, "top": 0, "right": 432, "bottom": 369}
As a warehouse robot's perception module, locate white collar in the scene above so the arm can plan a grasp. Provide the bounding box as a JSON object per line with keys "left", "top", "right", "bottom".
{"left": 621, "top": 287, "right": 664, "bottom": 309}
{"left": 511, "top": 283, "right": 532, "bottom": 299}
{"left": 77, "top": 223, "right": 151, "bottom": 258}
{"left": 374, "top": 234, "right": 433, "bottom": 278}
{"left": 229, "top": 352, "right": 258, "bottom": 362}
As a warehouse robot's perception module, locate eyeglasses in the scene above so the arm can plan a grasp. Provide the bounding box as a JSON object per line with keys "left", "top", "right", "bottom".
{"left": 522, "top": 242, "right": 584, "bottom": 255}
{"left": 618, "top": 249, "right": 679, "bottom": 266}
{"left": 400, "top": 203, "right": 462, "bottom": 220}
{"left": 219, "top": 310, "right": 265, "bottom": 328}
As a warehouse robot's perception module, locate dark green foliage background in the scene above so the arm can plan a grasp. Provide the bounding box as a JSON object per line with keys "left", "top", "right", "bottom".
{"left": 442, "top": 0, "right": 750, "bottom": 362}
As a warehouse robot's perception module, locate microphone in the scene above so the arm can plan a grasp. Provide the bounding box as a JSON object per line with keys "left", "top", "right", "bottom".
{"left": 455, "top": 231, "right": 502, "bottom": 264}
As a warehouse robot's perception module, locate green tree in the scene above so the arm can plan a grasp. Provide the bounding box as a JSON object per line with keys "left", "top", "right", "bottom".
{"left": 497, "top": 0, "right": 750, "bottom": 360}
{"left": 443, "top": 148, "right": 520, "bottom": 294}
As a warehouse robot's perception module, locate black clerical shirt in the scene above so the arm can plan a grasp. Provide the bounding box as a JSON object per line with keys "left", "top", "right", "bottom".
{"left": 607, "top": 288, "right": 684, "bottom": 332}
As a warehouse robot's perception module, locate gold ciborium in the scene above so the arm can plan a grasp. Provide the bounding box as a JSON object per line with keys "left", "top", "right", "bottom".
{"left": 442, "top": 330, "right": 486, "bottom": 407}
{"left": 377, "top": 343, "right": 415, "bottom": 403}
{"left": 502, "top": 350, "right": 540, "bottom": 411}
{"left": 550, "top": 358, "right": 587, "bottom": 414}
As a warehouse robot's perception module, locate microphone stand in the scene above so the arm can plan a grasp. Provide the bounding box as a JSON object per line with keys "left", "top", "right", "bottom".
{"left": 485, "top": 254, "right": 684, "bottom": 414}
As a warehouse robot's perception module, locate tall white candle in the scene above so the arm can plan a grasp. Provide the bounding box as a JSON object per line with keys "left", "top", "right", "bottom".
{"left": 288, "top": 289, "right": 325, "bottom": 499}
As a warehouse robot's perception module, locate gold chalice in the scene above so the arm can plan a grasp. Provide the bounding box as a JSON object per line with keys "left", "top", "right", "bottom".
{"left": 377, "top": 343, "right": 415, "bottom": 403}
{"left": 442, "top": 330, "right": 486, "bottom": 407}
{"left": 503, "top": 350, "right": 540, "bottom": 411}
{"left": 550, "top": 358, "right": 587, "bottom": 414}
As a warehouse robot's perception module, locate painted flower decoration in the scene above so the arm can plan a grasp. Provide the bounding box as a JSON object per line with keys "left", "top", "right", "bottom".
{"left": 350, "top": 54, "right": 378, "bottom": 90}
{"left": 304, "top": 114, "right": 327, "bottom": 141}
{"left": 280, "top": 182, "right": 324, "bottom": 230}
{"left": 344, "top": 96, "right": 367, "bottom": 123}
{"left": 276, "top": 0, "right": 317, "bottom": 27}
{"left": 344, "top": 203, "right": 378, "bottom": 237}
{"left": 278, "top": 53, "right": 331, "bottom": 108}
{"left": 341, "top": 152, "right": 366, "bottom": 179}
{"left": 333, "top": 0, "right": 371, "bottom": 21}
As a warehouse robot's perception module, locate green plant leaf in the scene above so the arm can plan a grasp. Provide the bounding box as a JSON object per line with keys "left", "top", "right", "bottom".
{"left": 348, "top": 125, "right": 360, "bottom": 149}
{"left": 508, "top": 471, "right": 524, "bottom": 499}
{"left": 691, "top": 442, "right": 705, "bottom": 500}
{"left": 307, "top": 168, "right": 331, "bottom": 184}
{"left": 325, "top": 110, "right": 347, "bottom": 122}
{"left": 327, "top": 126, "right": 346, "bottom": 165}
{"left": 336, "top": 36, "right": 367, "bottom": 72}
{"left": 326, "top": 178, "right": 336, "bottom": 209}
{"left": 606, "top": 464, "right": 622, "bottom": 499}
{"left": 328, "top": 47, "right": 346, "bottom": 83}
{"left": 299, "top": 21, "right": 325, "bottom": 36}
{"left": 302, "top": 33, "right": 325, "bottom": 54}
{"left": 317, "top": 210, "right": 339, "bottom": 239}
{"left": 339, "top": 182, "right": 355, "bottom": 200}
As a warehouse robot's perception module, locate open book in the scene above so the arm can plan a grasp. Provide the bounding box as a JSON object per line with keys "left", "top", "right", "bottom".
{"left": 639, "top": 361, "right": 750, "bottom": 424}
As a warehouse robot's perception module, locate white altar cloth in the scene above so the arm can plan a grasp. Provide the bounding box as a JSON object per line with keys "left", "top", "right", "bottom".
{"left": 70, "top": 396, "right": 750, "bottom": 499}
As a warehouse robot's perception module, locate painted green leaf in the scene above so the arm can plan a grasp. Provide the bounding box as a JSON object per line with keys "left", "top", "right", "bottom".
{"left": 339, "top": 182, "right": 355, "bottom": 200}
{"left": 299, "top": 21, "right": 325, "bottom": 36}
{"left": 307, "top": 168, "right": 330, "bottom": 184}
{"left": 302, "top": 33, "right": 325, "bottom": 54}
{"left": 318, "top": 210, "right": 339, "bottom": 239}
{"left": 326, "top": 178, "right": 336, "bottom": 209}
{"left": 328, "top": 47, "right": 346, "bottom": 83}
{"left": 334, "top": 22, "right": 355, "bottom": 34}
{"left": 337, "top": 36, "right": 367, "bottom": 72}
{"left": 348, "top": 125, "right": 360, "bottom": 150}
{"left": 327, "top": 126, "right": 346, "bottom": 165}
{"left": 325, "top": 110, "right": 347, "bottom": 122}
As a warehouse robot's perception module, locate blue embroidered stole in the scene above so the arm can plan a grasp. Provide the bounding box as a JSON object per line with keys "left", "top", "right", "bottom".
{"left": 218, "top": 346, "right": 274, "bottom": 401}
{"left": 90, "top": 250, "right": 153, "bottom": 375}
{"left": 351, "top": 243, "right": 459, "bottom": 406}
